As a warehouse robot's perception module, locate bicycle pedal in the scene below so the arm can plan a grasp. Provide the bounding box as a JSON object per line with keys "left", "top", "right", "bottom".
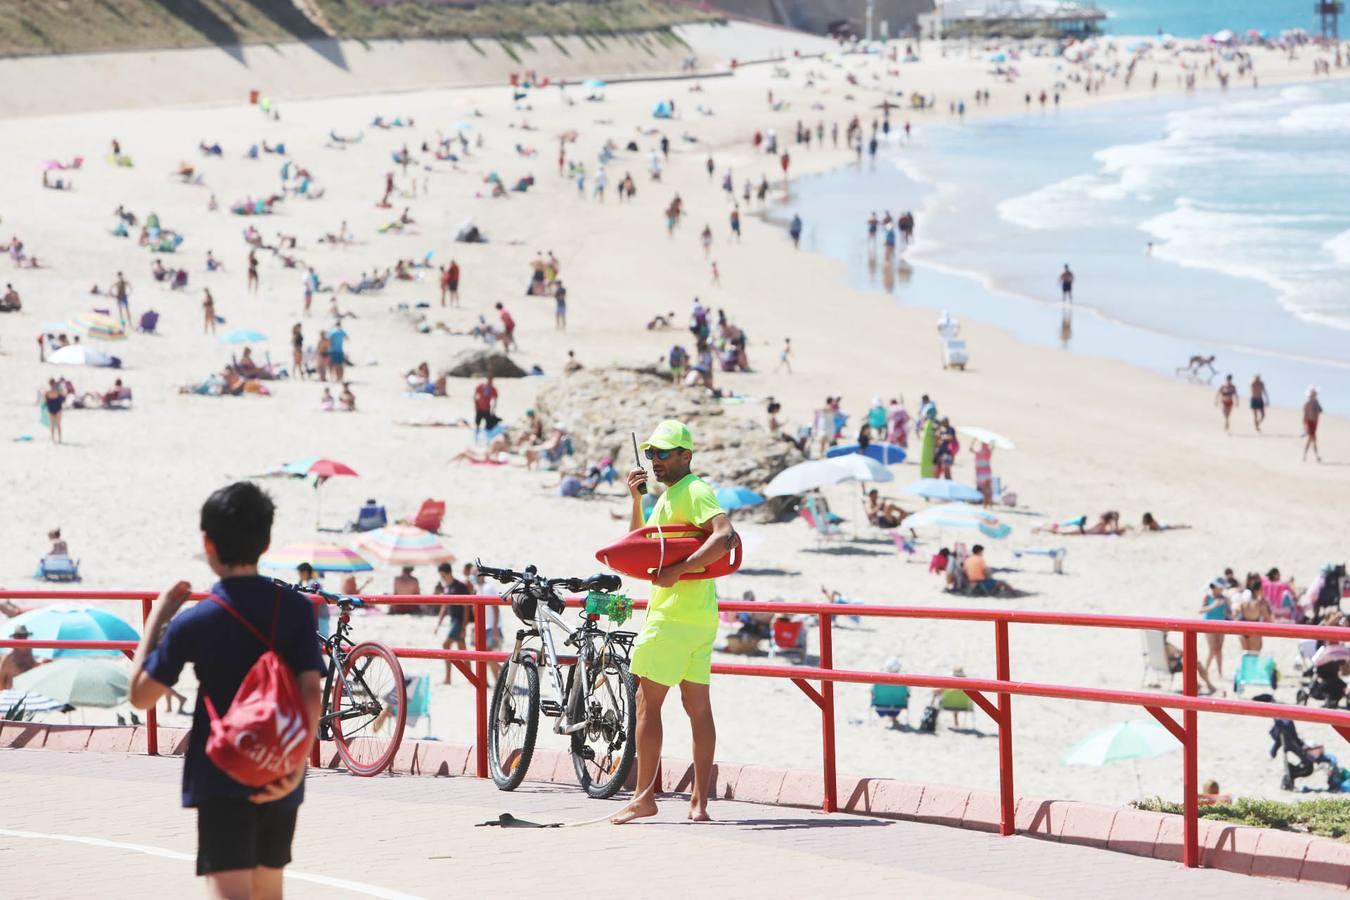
{"left": 539, "top": 700, "right": 564, "bottom": 717}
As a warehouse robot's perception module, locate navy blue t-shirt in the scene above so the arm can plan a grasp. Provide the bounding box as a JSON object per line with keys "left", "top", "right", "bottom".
{"left": 144, "top": 576, "right": 326, "bottom": 808}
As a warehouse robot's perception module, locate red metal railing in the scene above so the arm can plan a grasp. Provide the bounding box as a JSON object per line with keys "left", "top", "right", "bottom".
{"left": 4, "top": 588, "right": 1350, "bottom": 869}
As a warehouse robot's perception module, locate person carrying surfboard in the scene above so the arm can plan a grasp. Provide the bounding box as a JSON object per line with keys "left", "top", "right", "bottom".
{"left": 612, "top": 419, "right": 738, "bottom": 825}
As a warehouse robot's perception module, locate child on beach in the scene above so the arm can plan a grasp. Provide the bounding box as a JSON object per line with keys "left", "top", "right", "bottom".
{"left": 128, "top": 482, "right": 324, "bottom": 896}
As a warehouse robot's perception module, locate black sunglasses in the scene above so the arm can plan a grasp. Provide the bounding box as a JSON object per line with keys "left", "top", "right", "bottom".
{"left": 644, "top": 448, "right": 680, "bottom": 460}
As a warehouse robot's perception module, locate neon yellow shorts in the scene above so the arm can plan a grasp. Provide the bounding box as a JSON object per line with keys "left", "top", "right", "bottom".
{"left": 629, "top": 618, "right": 716, "bottom": 687}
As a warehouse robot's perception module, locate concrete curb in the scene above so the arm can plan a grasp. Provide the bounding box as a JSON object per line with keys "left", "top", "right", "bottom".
{"left": 3, "top": 721, "right": 1344, "bottom": 889}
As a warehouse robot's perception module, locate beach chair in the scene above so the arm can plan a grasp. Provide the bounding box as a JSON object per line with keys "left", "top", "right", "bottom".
{"left": 404, "top": 673, "right": 432, "bottom": 737}
{"left": 936, "top": 688, "right": 974, "bottom": 729}
{"left": 1234, "top": 653, "right": 1277, "bottom": 696}
{"left": 36, "top": 556, "right": 80, "bottom": 583}
{"left": 349, "top": 501, "right": 387, "bottom": 533}
{"left": 400, "top": 499, "right": 445, "bottom": 534}
{"left": 1140, "top": 630, "right": 1177, "bottom": 690}
{"left": 1012, "top": 547, "right": 1067, "bottom": 574}
{"left": 870, "top": 684, "right": 910, "bottom": 727}
{"left": 137, "top": 311, "right": 159, "bottom": 334}
{"left": 798, "top": 504, "right": 842, "bottom": 547}
{"left": 769, "top": 618, "right": 806, "bottom": 661}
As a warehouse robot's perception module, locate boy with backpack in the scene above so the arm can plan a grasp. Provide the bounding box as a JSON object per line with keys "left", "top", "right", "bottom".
{"left": 130, "top": 482, "right": 325, "bottom": 898}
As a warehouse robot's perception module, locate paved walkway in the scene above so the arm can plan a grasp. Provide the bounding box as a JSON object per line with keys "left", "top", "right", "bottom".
{"left": 0, "top": 750, "right": 1337, "bottom": 899}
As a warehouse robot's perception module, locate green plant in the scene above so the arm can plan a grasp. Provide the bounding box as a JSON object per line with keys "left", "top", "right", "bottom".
{"left": 4, "top": 697, "right": 37, "bottom": 722}
{"left": 1133, "top": 796, "right": 1350, "bottom": 842}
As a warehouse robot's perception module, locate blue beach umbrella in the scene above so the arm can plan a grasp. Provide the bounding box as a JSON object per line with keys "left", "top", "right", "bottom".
{"left": 220, "top": 329, "right": 267, "bottom": 344}
{"left": 827, "top": 442, "right": 907, "bottom": 465}
{"left": 715, "top": 486, "right": 765, "bottom": 510}
{"left": 280, "top": 456, "right": 321, "bottom": 477}
{"left": 583, "top": 79, "right": 607, "bottom": 89}
{"left": 903, "top": 478, "right": 983, "bottom": 503}
{"left": 8, "top": 604, "right": 140, "bottom": 659}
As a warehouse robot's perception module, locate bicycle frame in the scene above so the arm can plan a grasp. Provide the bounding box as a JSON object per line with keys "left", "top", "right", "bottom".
{"left": 503, "top": 599, "right": 631, "bottom": 737}
{"left": 317, "top": 603, "right": 382, "bottom": 737}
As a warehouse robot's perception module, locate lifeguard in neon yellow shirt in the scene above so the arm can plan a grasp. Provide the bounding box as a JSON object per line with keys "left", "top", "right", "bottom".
{"left": 612, "top": 420, "right": 737, "bottom": 825}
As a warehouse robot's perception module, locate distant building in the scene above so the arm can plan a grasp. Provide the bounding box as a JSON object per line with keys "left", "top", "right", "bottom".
{"left": 710, "top": 1, "right": 936, "bottom": 38}
{"left": 919, "top": 0, "right": 1105, "bottom": 39}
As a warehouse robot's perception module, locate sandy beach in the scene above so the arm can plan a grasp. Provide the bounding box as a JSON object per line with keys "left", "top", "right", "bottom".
{"left": 3, "top": 21, "right": 1350, "bottom": 808}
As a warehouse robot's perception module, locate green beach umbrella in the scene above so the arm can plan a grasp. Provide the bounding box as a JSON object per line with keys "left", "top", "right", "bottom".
{"left": 1063, "top": 719, "right": 1177, "bottom": 766}
{"left": 12, "top": 658, "right": 129, "bottom": 708}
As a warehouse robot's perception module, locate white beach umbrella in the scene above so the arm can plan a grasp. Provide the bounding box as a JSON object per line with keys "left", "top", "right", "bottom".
{"left": 825, "top": 454, "right": 894, "bottom": 484}
{"left": 956, "top": 426, "right": 1016, "bottom": 450}
{"left": 764, "top": 460, "right": 852, "bottom": 497}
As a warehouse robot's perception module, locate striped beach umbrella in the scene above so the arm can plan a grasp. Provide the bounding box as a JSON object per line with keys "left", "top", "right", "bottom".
{"left": 353, "top": 525, "right": 455, "bottom": 566}
{"left": 73, "top": 312, "right": 127, "bottom": 341}
{"left": 261, "top": 541, "right": 374, "bottom": 573}
{"left": 903, "top": 503, "right": 1011, "bottom": 539}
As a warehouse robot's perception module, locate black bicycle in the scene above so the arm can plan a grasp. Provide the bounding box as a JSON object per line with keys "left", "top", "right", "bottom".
{"left": 277, "top": 579, "right": 407, "bottom": 776}
{"left": 477, "top": 562, "right": 637, "bottom": 799}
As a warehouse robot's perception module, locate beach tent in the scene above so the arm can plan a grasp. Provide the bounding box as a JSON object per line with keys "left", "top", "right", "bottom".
{"left": 47, "top": 345, "right": 116, "bottom": 367}
{"left": 653, "top": 100, "right": 673, "bottom": 119}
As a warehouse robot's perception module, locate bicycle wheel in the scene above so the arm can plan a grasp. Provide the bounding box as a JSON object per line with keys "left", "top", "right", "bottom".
{"left": 332, "top": 641, "right": 406, "bottom": 777}
{"left": 569, "top": 656, "right": 637, "bottom": 799}
{"left": 488, "top": 656, "right": 539, "bottom": 791}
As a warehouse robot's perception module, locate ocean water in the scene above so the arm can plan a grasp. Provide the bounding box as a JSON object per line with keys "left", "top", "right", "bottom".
{"left": 1099, "top": 0, "right": 1325, "bottom": 38}
{"left": 775, "top": 79, "right": 1350, "bottom": 414}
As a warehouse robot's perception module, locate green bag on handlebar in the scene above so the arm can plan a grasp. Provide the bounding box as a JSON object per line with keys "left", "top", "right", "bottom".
{"left": 584, "top": 591, "right": 633, "bottom": 627}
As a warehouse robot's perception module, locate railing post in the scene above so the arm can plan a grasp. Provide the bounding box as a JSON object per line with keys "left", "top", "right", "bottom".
{"left": 474, "top": 597, "right": 488, "bottom": 779}
{"left": 994, "top": 620, "right": 1014, "bottom": 836}
{"left": 142, "top": 596, "right": 158, "bottom": 756}
{"left": 1182, "top": 630, "right": 1199, "bottom": 868}
{"left": 818, "top": 612, "right": 838, "bottom": 813}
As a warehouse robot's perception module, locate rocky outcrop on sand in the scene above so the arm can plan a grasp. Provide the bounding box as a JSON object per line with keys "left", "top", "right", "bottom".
{"left": 533, "top": 368, "right": 794, "bottom": 492}
{"left": 446, "top": 348, "right": 528, "bottom": 378}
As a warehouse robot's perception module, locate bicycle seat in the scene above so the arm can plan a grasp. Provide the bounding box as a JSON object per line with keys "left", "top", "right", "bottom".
{"left": 581, "top": 573, "right": 621, "bottom": 593}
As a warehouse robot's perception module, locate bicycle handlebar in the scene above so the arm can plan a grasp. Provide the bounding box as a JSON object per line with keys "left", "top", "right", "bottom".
{"left": 474, "top": 560, "right": 621, "bottom": 595}
{"left": 271, "top": 577, "right": 363, "bottom": 608}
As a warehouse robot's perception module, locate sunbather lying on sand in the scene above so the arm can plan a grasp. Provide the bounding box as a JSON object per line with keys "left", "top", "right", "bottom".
{"left": 1033, "top": 510, "right": 1130, "bottom": 535}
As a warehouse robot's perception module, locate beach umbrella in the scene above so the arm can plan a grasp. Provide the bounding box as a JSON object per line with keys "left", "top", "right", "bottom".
{"left": 826, "top": 454, "right": 894, "bottom": 484}
{"left": 715, "top": 486, "right": 765, "bottom": 511}
{"left": 303, "top": 458, "right": 358, "bottom": 528}
{"left": 956, "top": 427, "right": 1016, "bottom": 450}
{"left": 826, "top": 442, "right": 907, "bottom": 465}
{"left": 989, "top": 52, "right": 1007, "bottom": 63}
{"left": 8, "top": 604, "right": 140, "bottom": 659}
{"left": 0, "top": 689, "right": 67, "bottom": 714}
{"left": 12, "top": 658, "right": 129, "bottom": 708}
{"left": 450, "top": 121, "right": 474, "bottom": 131}
{"left": 1064, "top": 719, "right": 1178, "bottom": 766}
{"left": 764, "top": 460, "right": 854, "bottom": 497}
{"left": 278, "top": 456, "right": 320, "bottom": 477}
{"left": 903, "top": 478, "right": 983, "bottom": 503}
{"left": 47, "top": 345, "right": 114, "bottom": 367}
{"left": 903, "top": 503, "right": 1011, "bottom": 540}
{"left": 72, "top": 313, "right": 127, "bottom": 342}
{"left": 220, "top": 329, "right": 267, "bottom": 344}
{"left": 353, "top": 525, "right": 455, "bottom": 566}
{"left": 583, "top": 79, "right": 607, "bottom": 89}
{"left": 261, "top": 540, "right": 373, "bottom": 573}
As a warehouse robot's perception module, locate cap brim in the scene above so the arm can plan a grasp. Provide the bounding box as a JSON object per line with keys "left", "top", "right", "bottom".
{"left": 639, "top": 439, "right": 680, "bottom": 451}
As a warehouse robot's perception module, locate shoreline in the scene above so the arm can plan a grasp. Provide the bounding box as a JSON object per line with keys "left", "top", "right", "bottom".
{"left": 765, "top": 79, "right": 1350, "bottom": 420}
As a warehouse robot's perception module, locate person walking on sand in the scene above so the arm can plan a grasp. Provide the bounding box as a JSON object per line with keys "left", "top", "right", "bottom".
{"left": 246, "top": 249, "right": 259, "bottom": 294}
{"left": 1059, "top": 263, "right": 1074, "bottom": 302}
{"left": 495, "top": 302, "right": 516, "bottom": 351}
{"left": 1304, "top": 386, "right": 1323, "bottom": 462}
{"left": 788, "top": 214, "right": 802, "bottom": 248}
{"left": 128, "top": 482, "right": 324, "bottom": 898}
{"left": 1216, "top": 374, "right": 1238, "bottom": 432}
{"left": 202, "top": 289, "right": 216, "bottom": 334}
{"left": 612, "top": 420, "right": 738, "bottom": 825}
{"left": 42, "top": 379, "right": 64, "bottom": 444}
{"left": 447, "top": 258, "right": 461, "bottom": 306}
{"left": 291, "top": 323, "right": 305, "bottom": 380}
{"left": 473, "top": 374, "right": 498, "bottom": 437}
{"left": 302, "top": 269, "right": 313, "bottom": 317}
{"left": 113, "top": 271, "right": 131, "bottom": 324}
{"left": 1250, "top": 374, "right": 1269, "bottom": 432}
{"left": 327, "top": 323, "right": 348, "bottom": 382}
{"left": 775, "top": 337, "right": 792, "bottom": 374}
{"left": 554, "top": 280, "right": 567, "bottom": 330}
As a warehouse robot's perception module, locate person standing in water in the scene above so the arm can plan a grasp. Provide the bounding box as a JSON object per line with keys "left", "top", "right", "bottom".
{"left": 1250, "top": 374, "right": 1269, "bottom": 432}
{"left": 1059, "top": 264, "right": 1074, "bottom": 302}
{"left": 612, "top": 421, "right": 737, "bottom": 825}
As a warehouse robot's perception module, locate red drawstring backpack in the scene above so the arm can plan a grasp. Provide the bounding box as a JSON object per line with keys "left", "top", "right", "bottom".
{"left": 202, "top": 589, "right": 312, "bottom": 788}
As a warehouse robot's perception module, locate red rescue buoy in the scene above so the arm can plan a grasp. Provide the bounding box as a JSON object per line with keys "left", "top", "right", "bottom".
{"left": 596, "top": 524, "right": 742, "bottom": 582}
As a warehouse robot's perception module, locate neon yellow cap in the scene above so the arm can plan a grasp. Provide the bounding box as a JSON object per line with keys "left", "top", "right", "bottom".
{"left": 639, "top": 419, "right": 694, "bottom": 452}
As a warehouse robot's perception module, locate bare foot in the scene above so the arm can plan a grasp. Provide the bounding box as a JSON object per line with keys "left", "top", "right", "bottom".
{"left": 611, "top": 796, "right": 659, "bottom": 825}
{"left": 688, "top": 804, "right": 712, "bottom": 822}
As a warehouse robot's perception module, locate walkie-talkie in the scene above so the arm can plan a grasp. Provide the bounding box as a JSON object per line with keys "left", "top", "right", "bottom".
{"left": 632, "top": 432, "right": 647, "bottom": 495}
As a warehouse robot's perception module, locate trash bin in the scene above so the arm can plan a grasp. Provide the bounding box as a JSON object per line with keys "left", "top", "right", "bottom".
{"left": 248, "top": 89, "right": 259, "bottom": 104}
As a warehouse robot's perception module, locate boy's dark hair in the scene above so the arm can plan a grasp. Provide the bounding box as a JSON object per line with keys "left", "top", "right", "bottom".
{"left": 201, "top": 482, "right": 274, "bottom": 566}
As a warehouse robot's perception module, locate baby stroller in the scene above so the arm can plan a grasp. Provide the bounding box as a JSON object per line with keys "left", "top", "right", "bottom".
{"left": 1270, "top": 717, "right": 1346, "bottom": 792}
{"left": 1295, "top": 642, "right": 1350, "bottom": 708}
